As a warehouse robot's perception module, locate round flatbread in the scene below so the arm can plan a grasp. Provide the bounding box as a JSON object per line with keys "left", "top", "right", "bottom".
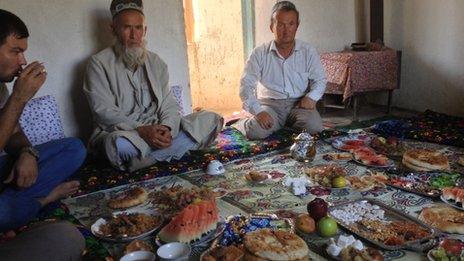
{"left": 108, "top": 187, "right": 148, "bottom": 209}
{"left": 418, "top": 204, "right": 464, "bottom": 234}
{"left": 402, "top": 149, "right": 449, "bottom": 171}
{"left": 401, "top": 158, "right": 433, "bottom": 172}
{"left": 244, "top": 229, "right": 309, "bottom": 260}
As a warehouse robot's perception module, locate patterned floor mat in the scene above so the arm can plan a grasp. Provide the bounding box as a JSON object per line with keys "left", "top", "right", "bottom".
{"left": 62, "top": 135, "right": 463, "bottom": 260}
{"left": 372, "top": 110, "right": 464, "bottom": 148}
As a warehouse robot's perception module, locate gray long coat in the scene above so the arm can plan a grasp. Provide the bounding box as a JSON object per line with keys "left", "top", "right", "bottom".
{"left": 83, "top": 47, "right": 222, "bottom": 169}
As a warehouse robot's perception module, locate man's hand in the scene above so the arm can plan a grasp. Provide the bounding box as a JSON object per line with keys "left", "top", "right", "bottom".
{"left": 11, "top": 62, "right": 47, "bottom": 104}
{"left": 256, "top": 111, "right": 274, "bottom": 130}
{"left": 295, "top": 97, "right": 317, "bottom": 110}
{"left": 4, "top": 152, "right": 38, "bottom": 188}
{"left": 136, "top": 124, "right": 172, "bottom": 149}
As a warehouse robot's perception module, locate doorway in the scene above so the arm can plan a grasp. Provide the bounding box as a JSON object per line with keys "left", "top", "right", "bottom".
{"left": 183, "top": 0, "right": 254, "bottom": 116}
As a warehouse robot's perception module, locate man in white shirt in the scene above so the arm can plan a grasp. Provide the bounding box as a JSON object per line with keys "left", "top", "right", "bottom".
{"left": 234, "top": 1, "right": 326, "bottom": 139}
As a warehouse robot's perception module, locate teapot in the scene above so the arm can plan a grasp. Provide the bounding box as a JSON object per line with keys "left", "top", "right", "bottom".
{"left": 290, "top": 131, "right": 316, "bottom": 162}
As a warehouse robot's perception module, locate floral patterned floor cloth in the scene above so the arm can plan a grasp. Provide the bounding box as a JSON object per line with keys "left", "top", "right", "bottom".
{"left": 75, "top": 128, "right": 345, "bottom": 196}
{"left": 372, "top": 110, "right": 464, "bottom": 148}
{"left": 75, "top": 127, "right": 295, "bottom": 195}
{"left": 63, "top": 134, "right": 464, "bottom": 260}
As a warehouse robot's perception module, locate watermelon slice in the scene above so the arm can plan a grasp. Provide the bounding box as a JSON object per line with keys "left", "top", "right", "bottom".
{"left": 158, "top": 199, "right": 219, "bottom": 243}
{"left": 341, "top": 140, "right": 366, "bottom": 151}
{"left": 353, "top": 147, "right": 388, "bottom": 166}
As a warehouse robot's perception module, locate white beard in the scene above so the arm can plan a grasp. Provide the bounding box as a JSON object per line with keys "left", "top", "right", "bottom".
{"left": 114, "top": 39, "right": 148, "bottom": 70}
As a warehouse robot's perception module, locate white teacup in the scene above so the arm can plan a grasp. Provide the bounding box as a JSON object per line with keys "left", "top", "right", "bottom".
{"left": 120, "top": 250, "right": 155, "bottom": 261}
{"left": 157, "top": 242, "right": 191, "bottom": 261}
{"left": 206, "top": 160, "right": 225, "bottom": 175}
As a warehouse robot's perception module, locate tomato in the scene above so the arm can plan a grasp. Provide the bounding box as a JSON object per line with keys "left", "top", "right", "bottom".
{"left": 440, "top": 238, "right": 464, "bottom": 256}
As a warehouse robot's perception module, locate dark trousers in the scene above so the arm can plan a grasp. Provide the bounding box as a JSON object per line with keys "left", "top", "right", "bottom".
{"left": 0, "top": 221, "right": 85, "bottom": 261}
{"left": 0, "top": 138, "right": 86, "bottom": 232}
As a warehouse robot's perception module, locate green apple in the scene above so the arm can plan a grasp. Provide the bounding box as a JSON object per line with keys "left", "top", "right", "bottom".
{"left": 332, "top": 176, "right": 347, "bottom": 188}
{"left": 317, "top": 217, "right": 338, "bottom": 237}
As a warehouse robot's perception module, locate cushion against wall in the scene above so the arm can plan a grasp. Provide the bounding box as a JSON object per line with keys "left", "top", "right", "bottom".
{"left": 19, "top": 95, "right": 65, "bottom": 146}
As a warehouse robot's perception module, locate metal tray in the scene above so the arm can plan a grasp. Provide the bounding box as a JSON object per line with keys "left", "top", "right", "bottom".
{"left": 329, "top": 199, "right": 440, "bottom": 251}
{"left": 331, "top": 134, "right": 372, "bottom": 151}
{"left": 91, "top": 210, "right": 163, "bottom": 243}
{"left": 440, "top": 195, "right": 464, "bottom": 211}
{"left": 352, "top": 157, "right": 396, "bottom": 169}
{"left": 387, "top": 172, "right": 462, "bottom": 198}
{"left": 387, "top": 174, "right": 442, "bottom": 198}
{"left": 388, "top": 182, "right": 441, "bottom": 198}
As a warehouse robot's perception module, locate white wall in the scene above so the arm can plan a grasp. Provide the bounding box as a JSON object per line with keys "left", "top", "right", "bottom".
{"left": 254, "top": 0, "right": 360, "bottom": 52}
{"left": 384, "top": 0, "right": 464, "bottom": 116}
{"left": 1, "top": 0, "right": 190, "bottom": 140}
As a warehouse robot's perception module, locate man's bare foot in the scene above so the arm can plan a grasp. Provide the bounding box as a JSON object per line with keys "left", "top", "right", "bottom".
{"left": 37, "top": 181, "right": 80, "bottom": 206}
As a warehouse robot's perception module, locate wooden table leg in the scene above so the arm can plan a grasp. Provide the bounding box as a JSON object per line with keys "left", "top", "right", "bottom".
{"left": 321, "top": 95, "right": 326, "bottom": 114}
{"left": 353, "top": 95, "right": 359, "bottom": 122}
{"left": 387, "top": 90, "right": 393, "bottom": 114}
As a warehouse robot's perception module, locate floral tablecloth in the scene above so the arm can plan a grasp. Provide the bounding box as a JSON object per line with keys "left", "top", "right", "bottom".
{"left": 63, "top": 134, "right": 464, "bottom": 260}
{"left": 321, "top": 49, "right": 399, "bottom": 101}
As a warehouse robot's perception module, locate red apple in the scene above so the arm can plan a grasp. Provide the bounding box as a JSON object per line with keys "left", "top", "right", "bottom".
{"left": 307, "top": 198, "right": 328, "bottom": 221}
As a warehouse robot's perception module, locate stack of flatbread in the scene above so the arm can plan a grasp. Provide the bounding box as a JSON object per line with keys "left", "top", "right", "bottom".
{"left": 243, "top": 228, "right": 310, "bottom": 260}
{"left": 402, "top": 149, "right": 449, "bottom": 171}
{"left": 418, "top": 204, "right": 464, "bottom": 234}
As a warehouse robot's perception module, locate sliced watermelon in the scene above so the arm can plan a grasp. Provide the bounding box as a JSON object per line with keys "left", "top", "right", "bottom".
{"left": 158, "top": 199, "right": 219, "bottom": 243}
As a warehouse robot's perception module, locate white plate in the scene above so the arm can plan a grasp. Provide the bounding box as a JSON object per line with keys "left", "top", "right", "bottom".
{"left": 427, "top": 239, "right": 464, "bottom": 261}
{"left": 427, "top": 249, "right": 436, "bottom": 261}
{"left": 91, "top": 210, "right": 163, "bottom": 242}
{"left": 156, "top": 221, "right": 225, "bottom": 247}
{"left": 440, "top": 195, "right": 464, "bottom": 211}
{"left": 332, "top": 134, "right": 372, "bottom": 151}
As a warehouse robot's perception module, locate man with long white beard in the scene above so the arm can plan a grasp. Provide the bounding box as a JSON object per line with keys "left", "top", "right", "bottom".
{"left": 84, "top": 0, "right": 223, "bottom": 171}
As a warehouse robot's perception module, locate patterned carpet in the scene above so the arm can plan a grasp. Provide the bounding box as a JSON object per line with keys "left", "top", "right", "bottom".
{"left": 75, "top": 127, "right": 346, "bottom": 195}
{"left": 7, "top": 111, "right": 464, "bottom": 260}
{"left": 372, "top": 110, "right": 464, "bottom": 148}
{"left": 64, "top": 135, "right": 464, "bottom": 260}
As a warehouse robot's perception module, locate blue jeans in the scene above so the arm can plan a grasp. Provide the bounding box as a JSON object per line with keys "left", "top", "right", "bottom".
{"left": 0, "top": 138, "right": 86, "bottom": 232}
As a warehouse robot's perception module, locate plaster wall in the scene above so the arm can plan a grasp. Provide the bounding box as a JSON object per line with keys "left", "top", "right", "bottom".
{"left": 186, "top": 0, "right": 244, "bottom": 114}
{"left": 1, "top": 0, "right": 190, "bottom": 139}
{"left": 254, "top": 0, "right": 359, "bottom": 52}
{"left": 384, "top": 0, "right": 464, "bottom": 116}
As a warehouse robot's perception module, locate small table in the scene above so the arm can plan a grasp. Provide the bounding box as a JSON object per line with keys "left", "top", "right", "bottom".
{"left": 320, "top": 49, "right": 402, "bottom": 121}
